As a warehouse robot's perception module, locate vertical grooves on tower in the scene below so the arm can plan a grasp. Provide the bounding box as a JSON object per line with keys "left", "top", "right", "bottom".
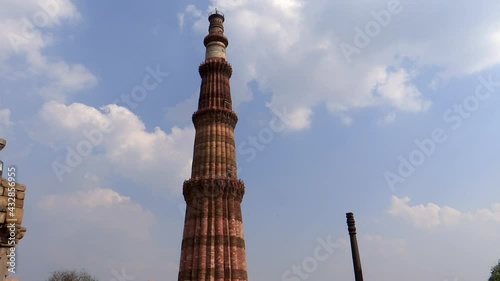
{"left": 215, "top": 70, "right": 219, "bottom": 108}
{"left": 216, "top": 123, "right": 221, "bottom": 177}
{"left": 208, "top": 124, "right": 213, "bottom": 177}
{"left": 218, "top": 124, "right": 222, "bottom": 178}
{"left": 212, "top": 122, "right": 216, "bottom": 177}
{"left": 209, "top": 71, "right": 213, "bottom": 108}
{"left": 191, "top": 201, "right": 199, "bottom": 280}
{"left": 228, "top": 123, "right": 232, "bottom": 172}
{"left": 207, "top": 196, "right": 214, "bottom": 280}
{"left": 204, "top": 125, "right": 209, "bottom": 178}
{"left": 215, "top": 196, "right": 223, "bottom": 281}
{"left": 229, "top": 198, "right": 238, "bottom": 274}
{"left": 224, "top": 197, "right": 232, "bottom": 279}
{"left": 179, "top": 11, "right": 247, "bottom": 281}
{"left": 202, "top": 198, "right": 209, "bottom": 280}
{"left": 223, "top": 123, "right": 227, "bottom": 178}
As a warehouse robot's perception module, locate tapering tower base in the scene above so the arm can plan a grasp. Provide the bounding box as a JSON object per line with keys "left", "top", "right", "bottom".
{"left": 178, "top": 179, "right": 247, "bottom": 280}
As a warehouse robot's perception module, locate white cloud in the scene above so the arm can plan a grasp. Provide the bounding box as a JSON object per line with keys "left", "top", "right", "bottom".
{"left": 0, "top": 108, "right": 11, "bottom": 135}
{"left": 271, "top": 0, "right": 302, "bottom": 19}
{"left": 164, "top": 93, "right": 198, "bottom": 126}
{"left": 34, "top": 187, "right": 173, "bottom": 279}
{"left": 284, "top": 107, "right": 313, "bottom": 130}
{"left": 41, "top": 188, "right": 131, "bottom": 209}
{"left": 0, "top": 0, "right": 97, "bottom": 101}
{"left": 39, "top": 188, "right": 141, "bottom": 223}
{"left": 0, "top": 0, "right": 81, "bottom": 23}
{"left": 180, "top": 0, "right": 500, "bottom": 128}
{"left": 337, "top": 112, "right": 353, "bottom": 126}
{"left": 33, "top": 57, "right": 98, "bottom": 100}
{"left": 177, "top": 13, "right": 185, "bottom": 30}
{"left": 388, "top": 196, "right": 500, "bottom": 229}
{"left": 375, "top": 68, "right": 431, "bottom": 112}
{"left": 378, "top": 112, "right": 397, "bottom": 125}
{"left": 186, "top": 4, "right": 202, "bottom": 18}
{"left": 178, "top": 4, "right": 203, "bottom": 31}
{"left": 362, "top": 234, "right": 408, "bottom": 258}
{"left": 475, "top": 203, "right": 500, "bottom": 223}
{"left": 32, "top": 101, "right": 195, "bottom": 192}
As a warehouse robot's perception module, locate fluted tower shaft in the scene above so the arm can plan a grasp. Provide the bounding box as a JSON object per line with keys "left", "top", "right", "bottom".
{"left": 178, "top": 11, "right": 248, "bottom": 281}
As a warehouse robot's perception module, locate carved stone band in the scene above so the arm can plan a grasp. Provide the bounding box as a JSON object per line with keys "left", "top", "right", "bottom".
{"left": 182, "top": 235, "right": 246, "bottom": 249}
{"left": 199, "top": 57, "right": 232, "bottom": 77}
{"left": 184, "top": 208, "right": 243, "bottom": 222}
{"left": 192, "top": 108, "right": 238, "bottom": 129}
{"left": 178, "top": 268, "right": 247, "bottom": 280}
{"left": 183, "top": 178, "right": 245, "bottom": 202}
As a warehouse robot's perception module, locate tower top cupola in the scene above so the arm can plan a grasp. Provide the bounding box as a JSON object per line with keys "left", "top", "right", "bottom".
{"left": 204, "top": 9, "right": 229, "bottom": 60}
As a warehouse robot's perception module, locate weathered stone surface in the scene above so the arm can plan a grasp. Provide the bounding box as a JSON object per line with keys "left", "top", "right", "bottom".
{"left": 0, "top": 195, "right": 24, "bottom": 212}
{"left": 16, "top": 226, "right": 26, "bottom": 240}
{"left": 0, "top": 176, "right": 27, "bottom": 280}
{"left": 12, "top": 208, "right": 23, "bottom": 224}
{"left": 15, "top": 199, "right": 23, "bottom": 209}
{"left": 16, "top": 191, "right": 25, "bottom": 200}
{"left": 0, "top": 178, "right": 26, "bottom": 233}
{"left": 0, "top": 178, "right": 8, "bottom": 188}
{"left": 14, "top": 183, "right": 25, "bottom": 192}
{"left": 0, "top": 197, "right": 7, "bottom": 209}
{"left": 177, "top": 12, "right": 248, "bottom": 281}
{"left": 0, "top": 225, "right": 26, "bottom": 246}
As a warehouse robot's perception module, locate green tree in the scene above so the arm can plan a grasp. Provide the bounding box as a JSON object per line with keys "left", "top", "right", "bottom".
{"left": 47, "top": 270, "right": 99, "bottom": 281}
{"left": 490, "top": 260, "right": 500, "bottom": 281}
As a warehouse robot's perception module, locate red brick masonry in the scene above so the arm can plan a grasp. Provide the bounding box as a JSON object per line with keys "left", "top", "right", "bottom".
{"left": 177, "top": 12, "right": 249, "bottom": 281}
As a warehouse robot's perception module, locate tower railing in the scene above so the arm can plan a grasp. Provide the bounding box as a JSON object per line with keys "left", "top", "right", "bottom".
{"left": 209, "top": 9, "right": 225, "bottom": 17}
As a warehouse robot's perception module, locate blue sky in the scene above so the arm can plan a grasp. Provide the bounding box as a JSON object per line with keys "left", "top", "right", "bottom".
{"left": 1, "top": 0, "right": 500, "bottom": 281}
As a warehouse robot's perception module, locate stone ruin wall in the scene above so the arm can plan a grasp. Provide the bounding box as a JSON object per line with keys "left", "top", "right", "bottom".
{"left": 0, "top": 177, "right": 27, "bottom": 280}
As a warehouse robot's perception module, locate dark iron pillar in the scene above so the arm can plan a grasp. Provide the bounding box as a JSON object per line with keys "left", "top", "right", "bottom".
{"left": 346, "top": 212, "right": 364, "bottom": 281}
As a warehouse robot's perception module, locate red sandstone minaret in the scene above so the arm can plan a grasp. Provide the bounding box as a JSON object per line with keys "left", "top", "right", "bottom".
{"left": 177, "top": 10, "right": 248, "bottom": 281}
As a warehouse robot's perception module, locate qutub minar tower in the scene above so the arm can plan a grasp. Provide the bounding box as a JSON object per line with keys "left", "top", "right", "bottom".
{"left": 177, "top": 10, "right": 248, "bottom": 281}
